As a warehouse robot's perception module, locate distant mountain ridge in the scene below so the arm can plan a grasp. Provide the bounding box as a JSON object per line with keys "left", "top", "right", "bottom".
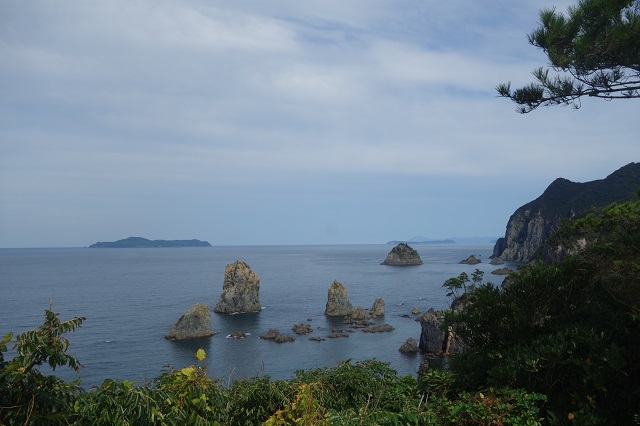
{"left": 386, "top": 236, "right": 498, "bottom": 245}
{"left": 387, "top": 239, "right": 455, "bottom": 245}
{"left": 493, "top": 162, "right": 640, "bottom": 261}
{"left": 89, "top": 237, "right": 212, "bottom": 248}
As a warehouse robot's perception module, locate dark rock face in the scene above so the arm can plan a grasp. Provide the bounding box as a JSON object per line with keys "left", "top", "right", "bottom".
{"left": 324, "top": 280, "right": 354, "bottom": 316}
{"left": 381, "top": 243, "right": 423, "bottom": 265}
{"left": 459, "top": 255, "right": 481, "bottom": 265}
{"left": 489, "top": 257, "right": 504, "bottom": 265}
{"left": 418, "top": 309, "right": 446, "bottom": 355}
{"left": 492, "top": 162, "right": 640, "bottom": 262}
{"left": 260, "top": 328, "right": 295, "bottom": 343}
{"left": 418, "top": 300, "right": 469, "bottom": 355}
{"left": 214, "top": 260, "right": 261, "bottom": 313}
{"left": 370, "top": 298, "right": 385, "bottom": 317}
{"left": 165, "top": 303, "right": 214, "bottom": 340}
{"left": 399, "top": 338, "right": 419, "bottom": 353}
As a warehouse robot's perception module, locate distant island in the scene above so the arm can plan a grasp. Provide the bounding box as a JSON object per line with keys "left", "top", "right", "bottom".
{"left": 386, "top": 239, "right": 455, "bottom": 245}
{"left": 386, "top": 236, "right": 499, "bottom": 245}
{"left": 89, "top": 237, "right": 212, "bottom": 248}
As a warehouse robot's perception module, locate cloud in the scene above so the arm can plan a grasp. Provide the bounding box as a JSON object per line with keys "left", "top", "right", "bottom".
{"left": 0, "top": 0, "right": 637, "bottom": 246}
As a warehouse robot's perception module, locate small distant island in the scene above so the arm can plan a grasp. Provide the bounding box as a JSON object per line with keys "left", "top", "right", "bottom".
{"left": 386, "top": 239, "right": 455, "bottom": 245}
{"left": 89, "top": 237, "right": 212, "bottom": 248}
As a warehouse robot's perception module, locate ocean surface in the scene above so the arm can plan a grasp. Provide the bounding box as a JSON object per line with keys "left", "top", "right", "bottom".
{"left": 0, "top": 244, "right": 508, "bottom": 389}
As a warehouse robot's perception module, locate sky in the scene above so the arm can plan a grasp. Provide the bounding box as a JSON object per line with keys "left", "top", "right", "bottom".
{"left": 0, "top": 1, "right": 637, "bottom": 248}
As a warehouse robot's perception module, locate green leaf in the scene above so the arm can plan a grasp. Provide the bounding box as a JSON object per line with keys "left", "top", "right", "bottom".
{"left": 195, "top": 348, "right": 206, "bottom": 362}
{"left": 181, "top": 366, "right": 196, "bottom": 378}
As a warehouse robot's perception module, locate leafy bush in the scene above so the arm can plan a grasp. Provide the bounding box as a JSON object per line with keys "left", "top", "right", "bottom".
{"left": 0, "top": 307, "right": 84, "bottom": 425}
{"left": 292, "top": 359, "right": 421, "bottom": 415}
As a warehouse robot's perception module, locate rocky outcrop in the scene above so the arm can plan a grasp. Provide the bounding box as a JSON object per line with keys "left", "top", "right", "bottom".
{"left": 292, "top": 323, "right": 313, "bottom": 335}
{"left": 489, "top": 257, "right": 504, "bottom": 265}
{"left": 324, "top": 280, "right": 353, "bottom": 316}
{"left": 362, "top": 324, "right": 394, "bottom": 333}
{"left": 459, "top": 255, "right": 481, "bottom": 265}
{"left": 399, "top": 337, "right": 419, "bottom": 353}
{"left": 381, "top": 243, "right": 423, "bottom": 265}
{"left": 491, "top": 267, "right": 514, "bottom": 275}
{"left": 165, "top": 303, "right": 214, "bottom": 340}
{"left": 349, "top": 307, "right": 370, "bottom": 321}
{"left": 214, "top": 260, "right": 261, "bottom": 313}
{"left": 492, "top": 163, "right": 640, "bottom": 262}
{"left": 370, "top": 298, "right": 385, "bottom": 316}
{"left": 260, "top": 328, "right": 295, "bottom": 343}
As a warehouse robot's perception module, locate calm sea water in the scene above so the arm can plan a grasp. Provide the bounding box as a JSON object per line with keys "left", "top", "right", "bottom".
{"left": 0, "top": 244, "right": 505, "bottom": 389}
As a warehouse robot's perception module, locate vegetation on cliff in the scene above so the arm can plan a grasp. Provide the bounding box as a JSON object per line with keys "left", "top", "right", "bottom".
{"left": 446, "top": 197, "right": 640, "bottom": 424}
{"left": 493, "top": 162, "right": 640, "bottom": 261}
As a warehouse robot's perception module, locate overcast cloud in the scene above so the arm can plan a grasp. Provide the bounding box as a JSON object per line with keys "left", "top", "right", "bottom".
{"left": 0, "top": 1, "right": 636, "bottom": 247}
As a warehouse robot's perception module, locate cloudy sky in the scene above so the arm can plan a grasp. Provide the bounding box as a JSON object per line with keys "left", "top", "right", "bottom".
{"left": 0, "top": 1, "right": 637, "bottom": 248}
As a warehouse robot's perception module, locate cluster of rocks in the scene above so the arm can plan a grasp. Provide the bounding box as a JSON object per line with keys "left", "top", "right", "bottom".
{"left": 260, "top": 328, "right": 295, "bottom": 343}
{"left": 325, "top": 280, "right": 385, "bottom": 318}
{"left": 292, "top": 323, "right": 313, "bottom": 335}
{"left": 491, "top": 267, "right": 514, "bottom": 275}
{"left": 363, "top": 324, "right": 394, "bottom": 333}
{"left": 166, "top": 259, "right": 264, "bottom": 340}
{"left": 166, "top": 254, "right": 464, "bottom": 372}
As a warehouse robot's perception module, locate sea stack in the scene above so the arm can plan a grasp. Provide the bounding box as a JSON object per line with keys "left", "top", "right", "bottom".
{"left": 165, "top": 303, "right": 214, "bottom": 340}
{"left": 324, "top": 280, "right": 354, "bottom": 317}
{"left": 459, "top": 255, "right": 481, "bottom": 265}
{"left": 214, "top": 260, "right": 261, "bottom": 313}
{"left": 381, "top": 243, "right": 423, "bottom": 265}
{"left": 370, "top": 298, "right": 385, "bottom": 317}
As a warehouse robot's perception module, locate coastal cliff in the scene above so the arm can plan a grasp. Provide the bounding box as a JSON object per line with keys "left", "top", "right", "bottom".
{"left": 492, "top": 162, "right": 640, "bottom": 262}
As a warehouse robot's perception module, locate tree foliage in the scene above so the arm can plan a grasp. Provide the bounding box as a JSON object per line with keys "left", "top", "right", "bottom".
{"left": 446, "top": 199, "right": 640, "bottom": 423}
{"left": 497, "top": 0, "right": 640, "bottom": 112}
{"left": 0, "top": 306, "right": 85, "bottom": 425}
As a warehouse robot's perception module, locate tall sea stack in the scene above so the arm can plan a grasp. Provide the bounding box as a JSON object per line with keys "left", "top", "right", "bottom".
{"left": 214, "top": 260, "right": 261, "bottom": 313}
{"left": 324, "top": 280, "right": 353, "bottom": 317}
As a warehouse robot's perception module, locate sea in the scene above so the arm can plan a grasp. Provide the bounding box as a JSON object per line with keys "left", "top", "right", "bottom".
{"left": 0, "top": 244, "right": 507, "bottom": 389}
